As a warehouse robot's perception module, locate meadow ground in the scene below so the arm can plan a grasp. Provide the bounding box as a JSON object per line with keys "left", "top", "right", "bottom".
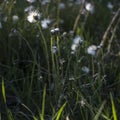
{"left": 0, "top": 0, "right": 120, "bottom": 120}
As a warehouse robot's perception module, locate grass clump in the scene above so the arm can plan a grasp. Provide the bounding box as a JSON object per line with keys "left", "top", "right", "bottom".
{"left": 0, "top": 0, "right": 120, "bottom": 119}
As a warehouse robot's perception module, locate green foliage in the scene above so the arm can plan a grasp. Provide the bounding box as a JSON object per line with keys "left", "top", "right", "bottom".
{"left": 110, "top": 93, "right": 118, "bottom": 120}
{"left": 54, "top": 102, "right": 67, "bottom": 120}
{"left": 2, "top": 79, "right": 6, "bottom": 103}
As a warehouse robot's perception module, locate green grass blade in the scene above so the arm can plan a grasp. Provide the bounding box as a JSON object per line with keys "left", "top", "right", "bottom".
{"left": 21, "top": 103, "right": 38, "bottom": 120}
{"left": 2, "top": 79, "right": 6, "bottom": 103}
{"left": 110, "top": 93, "right": 117, "bottom": 120}
{"left": 55, "top": 102, "right": 67, "bottom": 120}
{"left": 40, "top": 114, "right": 44, "bottom": 120}
{"left": 28, "top": 57, "right": 36, "bottom": 98}
{"left": 93, "top": 101, "right": 106, "bottom": 120}
{"left": 42, "top": 85, "right": 46, "bottom": 116}
{"left": 6, "top": 109, "right": 14, "bottom": 120}
{"left": 40, "top": 85, "right": 46, "bottom": 120}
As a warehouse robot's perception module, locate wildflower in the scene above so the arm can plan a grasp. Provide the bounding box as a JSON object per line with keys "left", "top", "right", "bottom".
{"left": 41, "top": 18, "right": 51, "bottom": 29}
{"left": 85, "top": 2, "right": 95, "bottom": 14}
{"left": 69, "top": 76, "right": 75, "bottom": 81}
{"left": 80, "top": 99, "right": 86, "bottom": 107}
{"left": 59, "top": 3, "right": 65, "bottom": 9}
{"left": 82, "top": 66, "right": 90, "bottom": 74}
{"left": 59, "top": 58, "right": 65, "bottom": 65}
{"left": 66, "top": 115, "right": 70, "bottom": 120}
{"left": 26, "top": 0, "right": 36, "bottom": 3}
{"left": 4, "top": 0, "right": 9, "bottom": 4}
{"left": 27, "top": 10, "right": 41, "bottom": 23}
{"left": 87, "top": 45, "right": 98, "bottom": 56}
{"left": 73, "top": 35, "right": 83, "bottom": 45}
{"left": 12, "top": 15, "right": 19, "bottom": 23}
{"left": 71, "top": 35, "right": 83, "bottom": 52}
{"left": 52, "top": 46, "right": 57, "bottom": 53}
{"left": 50, "top": 28, "right": 60, "bottom": 35}
{"left": 107, "top": 2, "right": 113, "bottom": 10}
{"left": 71, "top": 44, "right": 78, "bottom": 51}
{"left": 71, "top": 51, "right": 75, "bottom": 55}
{"left": 41, "top": 0, "right": 50, "bottom": 5}
{"left": 38, "top": 75, "right": 43, "bottom": 81}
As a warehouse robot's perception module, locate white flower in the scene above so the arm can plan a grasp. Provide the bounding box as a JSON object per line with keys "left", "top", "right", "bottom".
{"left": 50, "top": 28, "right": 60, "bottom": 34}
{"left": 73, "top": 35, "right": 83, "bottom": 45}
{"left": 59, "top": 58, "right": 65, "bottom": 65}
{"left": 26, "top": 0, "right": 36, "bottom": 3}
{"left": 85, "top": 3, "right": 95, "bottom": 14}
{"left": 59, "top": 3, "right": 65, "bottom": 9}
{"left": 87, "top": 45, "right": 98, "bottom": 56}
{"left": 66, "top": 115, "right": 70, "bottom": 120}
{"left": 52, "top": 46, "right": 57, "bottom": 53}
{"left": 71, "top": 51, "right": 75, "bottom": 55}
{"left": 82, "top": 66, "right": 90, "bottom": 73}
{"left": 107, "top": 2, "right": 113, "bottom": 10}
{"left": 41, "top": 18, "right": 51, "bottom": 29}
{"left": 71, "top": 35, "right": 83, "bottom": 52}
{"left": 80, "top": 99, "right": 86, "bottom": 107}
{"left": 71, "top": 44, "right": 78, "bottom": 51}
{"left": 41, "top": 0, "right": 50, "bottom": 5}
{"left": 27, "top": 10, "right": 41, "bottom": 23}
{"left": 69, "top": 76, "right": 75, "bottom": 81}
{"left": 12, "top": 15, "right": 19, "bottom": 23}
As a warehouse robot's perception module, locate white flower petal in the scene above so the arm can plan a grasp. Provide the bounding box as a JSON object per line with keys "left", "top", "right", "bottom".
{"left": 87, "top": 45, "right": 97, "bottom": 56}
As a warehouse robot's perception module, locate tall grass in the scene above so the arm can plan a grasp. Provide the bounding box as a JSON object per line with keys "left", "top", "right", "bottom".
{"left": 0, "top": 0, "right": 120, "bottom": 119}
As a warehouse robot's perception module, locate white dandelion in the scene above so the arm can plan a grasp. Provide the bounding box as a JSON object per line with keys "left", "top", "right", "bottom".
{"left": 27, "top": 10, "right": 41, "bottom": 23}
{"left": 52, "top": 46, "right": 57, "bottom": 54}
{"left": 59, "top": 3, "right": 65, "bottom": 9}
{"left": 12, "top": 15, "right": 19, "bottom": 23}
{"left": 73, "top": 35, "right": 83, "bottom": 45}
{"left": 85, "top": 2, "right": 95, "bottom": 14}
{"left": 87, "top": 45, "right": 98, "bottom": 56}
{"left": 107, "top": 2, "right": 113, "bottom": 10}
{"left": 41, "top": 18, "right": 51, "bottom": 29}
{"left": 50, "top": 28, "right": 60, "bottom": 34}
{"left": 71, "top": 44, "right": 78, "bottom": 51}
{"left": 41, "top": 0, "right": 51, "bottom": 5}
{"left": 82, "top": 66, "right": 90, "bottom": 74}
{"left": 71, "top": 35, "right": 83, "bottom": 52}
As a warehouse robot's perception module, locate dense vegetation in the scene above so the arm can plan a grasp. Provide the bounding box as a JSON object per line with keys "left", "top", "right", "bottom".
{"left": 0, "top": 0, "right": 120, "bottom": 119}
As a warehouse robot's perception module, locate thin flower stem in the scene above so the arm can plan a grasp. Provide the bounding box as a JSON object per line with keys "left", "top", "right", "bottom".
{"left": 100, "top": 8, "right": 120, "bottom": 46}
{"left": 73, "top": 0, "right": 85, "bottom": 33}
{"left": 97, "top": 8, "right": 120, "bottom": 56}
{"left": 37, "top": 22, "right": 51, "bottom": 82}
{"left": 56, "top": 0, "right": 61, "bottom": 27}
{"left": 107, "top": 16, "right": 120, "bottom": 53}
